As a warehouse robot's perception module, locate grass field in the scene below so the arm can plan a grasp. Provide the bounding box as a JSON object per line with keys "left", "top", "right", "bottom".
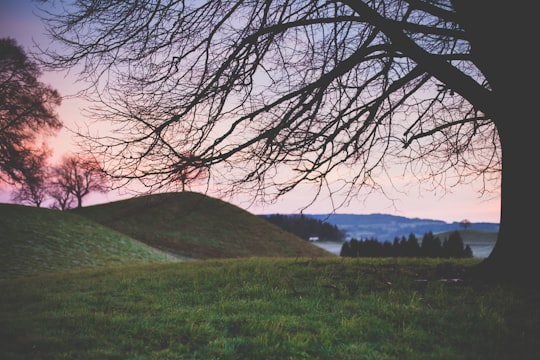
{"left": 1, "top": 193, "right": 538, "bottom": 359}
{"left": 1, "top": 257, "right": 539, "bottom": 359}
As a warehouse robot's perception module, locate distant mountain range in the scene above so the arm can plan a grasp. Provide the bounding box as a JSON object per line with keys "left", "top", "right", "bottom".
{"left": 285, "top": 213, "right": 499, "bottom": 242}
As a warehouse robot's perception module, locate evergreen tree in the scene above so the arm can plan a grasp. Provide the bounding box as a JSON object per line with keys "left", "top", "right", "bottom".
{"left": 420, "top": 232, "right": 442, "bottom": 258}
{"left": 403, "top": 233, "right": 420, "bottom": 257}
{"left": 464, "top": 245, "right": 474, "bottom": 258}
{"left": 262, "top": 214, "right": 345, "bottom": 241}
{"left": 339, "top": 241, "right": 351, "bottom": 257}
{"left": 340, "top": 231, "right": 473, "bottom": 259}
{"left": 443, "top": 231, "right": 467, "bottom": 258}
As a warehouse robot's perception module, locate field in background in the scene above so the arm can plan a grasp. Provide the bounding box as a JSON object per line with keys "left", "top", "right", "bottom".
{"left": 1, "top": 193, "right": 537, "bottom": 359}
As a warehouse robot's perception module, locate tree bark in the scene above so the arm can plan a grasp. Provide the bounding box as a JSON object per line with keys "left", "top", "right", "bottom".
{"left": 459, "top": 0, "right": 540, "bottom": 286}
{"left": 480, "top": 101, "right": 539, "bottom": 287}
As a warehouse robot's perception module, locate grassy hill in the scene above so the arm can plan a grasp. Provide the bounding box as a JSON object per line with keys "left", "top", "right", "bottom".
{"left": 0, "top": 204, "right": 177, "bottom": 280}
{"left": 73, "top": 192, "right": 334, "bottom": 260}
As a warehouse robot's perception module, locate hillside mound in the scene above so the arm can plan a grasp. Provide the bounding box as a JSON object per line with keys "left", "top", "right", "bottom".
{"left": 73, "top": 192, "right": 334, "bottom": 260}
{"left": 0, "top": 204, "right": 177, "bottom": 279}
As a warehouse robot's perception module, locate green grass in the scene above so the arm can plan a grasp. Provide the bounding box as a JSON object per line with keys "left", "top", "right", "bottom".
{"left": 0, "top": 204, "right": 178, "bottom": 279}
{"left": 1, "top": 257, "right": 539, "bottom": 360}
{"left": 2, "top": 194, "right": 537, "bottom": 359}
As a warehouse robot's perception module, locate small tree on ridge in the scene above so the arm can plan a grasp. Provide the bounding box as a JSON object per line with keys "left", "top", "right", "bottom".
{"left": 49, "top": 155, "right": 109, "bottom": 208}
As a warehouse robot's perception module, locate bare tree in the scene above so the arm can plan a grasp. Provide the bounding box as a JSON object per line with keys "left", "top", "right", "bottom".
{"left": 49, "top": 155, "right": 109, "bottom": 208}
{"left": 38, "top": 1, "right": 536, "bottom": 284}
{"left": 10, "top": 151, "right": 49, "bottom": 207}
{"left": 11, "top": 175, "right": 47, "bottom": 207}
{"left": 170, "top": 153, "right": 210, "bottom": 192}
{"left": 0, "top": 37, "right": 62, "bottom": 185}
{"left": 47, "top": 179, "right": 75, "bottom": 210}
{"left": 459, "top": 219, "right": 471, "bottom": 230}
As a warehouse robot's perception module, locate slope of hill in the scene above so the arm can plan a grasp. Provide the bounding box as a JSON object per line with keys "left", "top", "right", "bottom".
{"left": 0, "top": 204, "right": 177, "bottom": 279}
{"left": 73, "top": 192, "right": 334, "bottom": 260}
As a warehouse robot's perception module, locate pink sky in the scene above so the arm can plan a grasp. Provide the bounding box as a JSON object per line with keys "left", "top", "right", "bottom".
{"left": 0, "top": 0, "right": 501, "bottom": 223}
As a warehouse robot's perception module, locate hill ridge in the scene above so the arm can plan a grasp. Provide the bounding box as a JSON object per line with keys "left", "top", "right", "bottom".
{"left": 72, "top": 191, "right": 334, "bottom": 260}
{"left": 1, "top": 192, "right": 335, "bottom": 279}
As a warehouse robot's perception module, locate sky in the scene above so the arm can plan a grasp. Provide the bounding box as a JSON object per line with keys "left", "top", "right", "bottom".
{"left": 0, "top": 0, "right": 501, "bottom": 223}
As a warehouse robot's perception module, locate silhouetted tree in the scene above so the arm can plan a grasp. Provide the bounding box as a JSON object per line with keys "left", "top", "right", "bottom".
{"left": 38, "top": 1, "right": 536, "bottom": 284}
{"left": 460, "top": 219, "right": 471, "bottom": 230}
{"left": 393, "top": 236, "right": 408, "bottom": 255}
{"left": 392, "top": 237, "right": 401, "bottom": 255}
{"left": 264, "top": 214, "right": 346, "bottom": 241}
{"left": 10, "top": 153, "right": 49, "bottom": 207}
{"left": 341, "top": 231, "right": 474, "bottom": 259}
{"left": 171, "top": 152, "right": 210, "bottom": 192}
{"left": 345, "top": 238, "right": 361, "bottom": 258}
{"left": 403, "top": 233, "right": 421, "bottom": 257}
{"left": 420, "top": 232, "right": 442, "bottom": 258}
{"left": 0, "top": 37, "right": 61, "bottom": 185}
{"left": 47, "top": 179, "right": 75, "bottom": 210}
{"left": 381, "top": 241, "right": 393, "bottom": 257}
{"left": 339, "top": 240, "right": 351, "bottom": 257}
{"left": 49, "top": 155, "right": 109, "bottom": 208}
{"left": 464, "top": 245, "right": 473, "bottom": 258}
{"left": 442, "top": 231, "right": 470, "bottom": 258}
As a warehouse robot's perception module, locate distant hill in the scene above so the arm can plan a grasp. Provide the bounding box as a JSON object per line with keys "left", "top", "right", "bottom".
{"left": 283, "top": 213, "right": 499, "bottom": 242}
{"left": 73, "top": 192, "right": 334, "bottom": 260}
{"left": 0, "top": 204, "right": 177, "bottom": 279}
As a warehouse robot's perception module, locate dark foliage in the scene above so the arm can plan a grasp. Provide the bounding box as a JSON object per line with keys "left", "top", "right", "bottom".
{"left": 261, "top": 214, "right": 346, "bottom": 242}
{"left": 340, "top": 231, "right": 473, "bottom": 258}
{"left": 0, "top": 37, "right": 61, "bottom": 184}
{"left": 48, "top": 154, "right": 109, "bottom": 209}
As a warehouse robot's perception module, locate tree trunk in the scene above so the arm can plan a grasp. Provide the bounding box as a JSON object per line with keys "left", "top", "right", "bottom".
{"left": 455, "top": 1, "right": 540, "bottom": 286}
{"left": 76, "top": 195, "right": 83, "bottom": 208}
{"left": 478, "top": 106, "right": 539, "bottom": 287}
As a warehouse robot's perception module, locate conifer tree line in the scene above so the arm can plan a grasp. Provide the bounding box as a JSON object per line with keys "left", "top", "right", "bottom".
{"left": 261, "top": 214, "right": 346, "bottom": 242}
{"left": 340, "top": 231, "right": 473, "bottom": 258}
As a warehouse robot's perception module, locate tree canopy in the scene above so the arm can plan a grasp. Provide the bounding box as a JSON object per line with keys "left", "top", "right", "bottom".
{"left": 39, "top": 1, "right": 499, "bottom": 198}
{"left": 0, "top": 37, "right": 62, "bottom": 184}
{"left": 37, "top": 1, "right": 537, "bottom": 284}
{"left": 49, "top": 155, "right": 109, "bottom": 209}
